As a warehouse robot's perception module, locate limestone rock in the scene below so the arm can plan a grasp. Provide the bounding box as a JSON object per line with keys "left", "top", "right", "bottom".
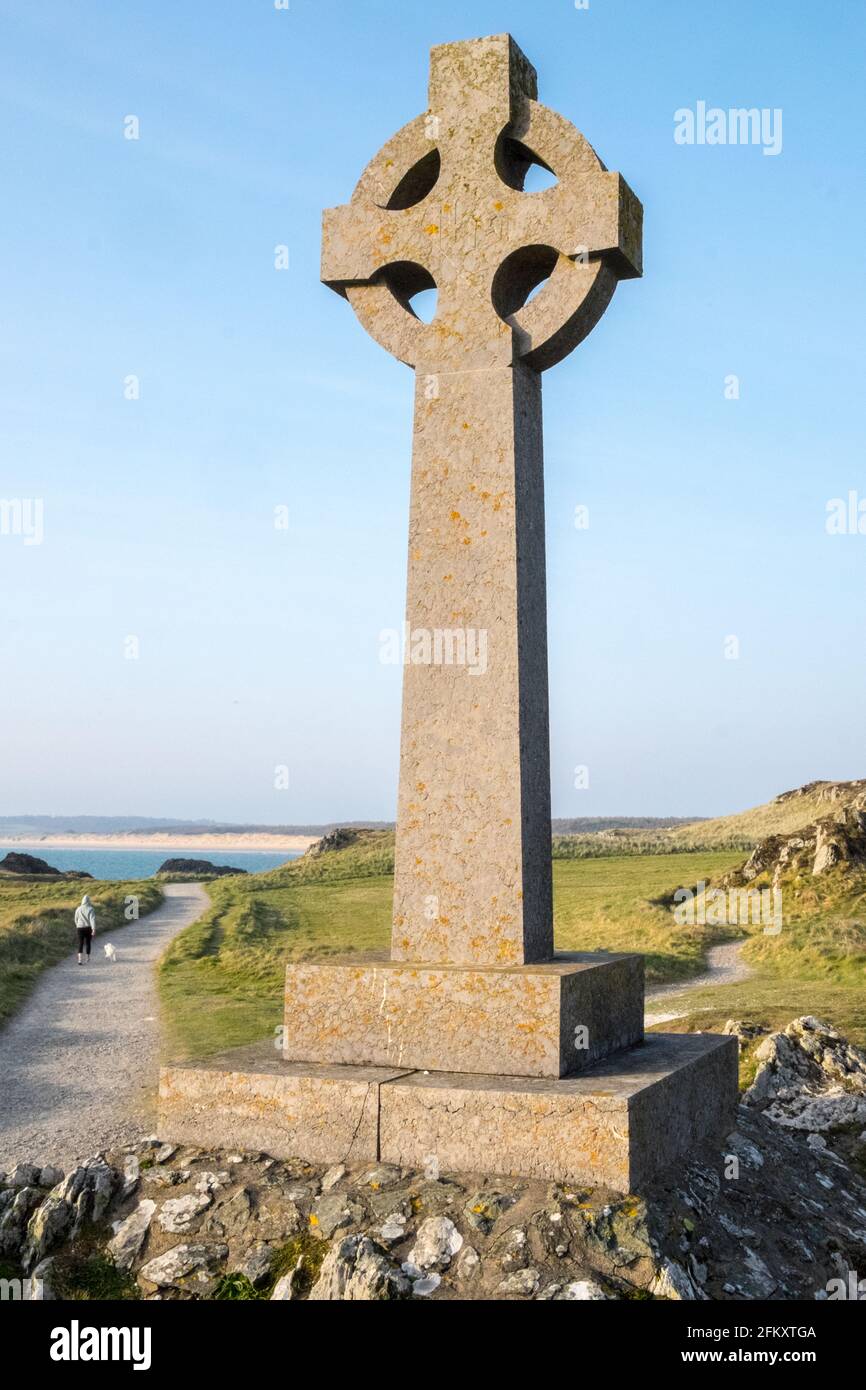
{"left": 727, "top": 807, "right": 866, "bottom": 887}
{"left": 406, "top": 1216, "right": 463, "bottom": 1272}
{"left": 649, "top": 1258, "right": 701, "bottom": 1301}
{"left": 108, "top": 1201, "right": 156, "bottom": 1272}
{"left": 454, "top": 1245, "right": 481, "bottom": 1283}
{"left": 308, "top": 1236, "right": 410, "bottom": 1301}
{"left": 321, "top": 1164, "right": 346, "bottom": 1192}
{"left": 498, "top": 1267, "right": 540, "bottom": 1297}
{"left": 9, "top": 1163, "right": 41, "bottom": 1188}
{"left": 30, "top": 1256, "right": 55, "bottom": 1301}
{"left": 143, "top": 1167, "right": 190, "bottom": 1188}
{"left": 311, "top": 1193, "right": 356, "bottom": 1241}
{"left": 271, "top": 1263, "right": 302, "bottom": 1300}
{"left": 120, "top": 1155, "right": 140, "bottom": 1200}
{"left": 2, "top": 1187, "right": 46, "bottom": 1261}
{"left": 538, "top": 1279, "right": 608, "bottom": 1300}
{"left": 139, "top": 1243, "right": 228, "bottom": 1291}
{"left": 158, "top": 1192, "right": 212, "bottom": 1234}
{"left": 379, "top": 1214, "right": 407, "bottom": 1247}
{"left": 235, "top": 1242, "right": 274, "bottom": 1288}
{"left": 22, "top": 1190, "right": 74, "bottom": 1271}
{"left": 743, "top": 1016, "right": 866, "bottom": 1132}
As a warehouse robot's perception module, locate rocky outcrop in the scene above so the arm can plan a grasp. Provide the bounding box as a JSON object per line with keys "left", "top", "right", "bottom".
{"left": 743, "top": 1015, "right": 866, "bottom": 1136}
{"left": 725, "top": 807, "right": 866, "bottom": 886}
{"left": 306, "top": 828, "right": 359, "bottom": 858}
{"left": 773, "top": 780, "right": 866, "bottom": 807}
{"left": 2, "top": 1038, "right": 865, "bottom": 1302}
{"left": 156, "top": 859, "right": 247, "bottom": 878}
{"left": 0, "top": 852, "right": 61, "bottom": 876}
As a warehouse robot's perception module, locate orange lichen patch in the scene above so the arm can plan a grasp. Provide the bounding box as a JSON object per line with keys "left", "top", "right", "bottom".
{"left": 438, "top": 916, "right": 450, "bottom": 926}
{"left": 461, "top": 422, "right": 471, "bottom": 430}
{"left": 384, "top": 158, "right": 395, "bottom": 168}
{"left": 502, "top": 818, "right": 512, "bottom": 826}
{"left": 480, "top": 530, "right": 488, "bottom": 537}
{"left": 425, "top": 224, "right": 439, "bottom": 235}
{"left": 493, "top": 200, "right": 504, "bottom": 211}
{"left": 442, "top": 573, "right": 453, "bottom": 582}
{"left": 416, "top": 782, "right": 426, "bottom": 792}
{"left": 450, "top": 510, "right": 462, "bottom": 521}
{"left": 309, "top": 1214, "right": 319, "bottom": 1227}
{"left": 442, "top": 202, "right": 452, "bottom": 213}
{"left": 462, "top": 537, "right": 471, "bottom": 545}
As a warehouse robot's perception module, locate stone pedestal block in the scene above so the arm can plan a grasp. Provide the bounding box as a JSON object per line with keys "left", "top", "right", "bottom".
{"left": 158, "top": 1033, "right": 738, "bottom": 1193}
{"left": 283, "top": 951, "right": 644, "bottom": 1078}
{"left": 158, "top": 1046, "right": 411, "bottom": 1165}
{"left": 379, "top": 1032, "right": 738, "bottom": 1191}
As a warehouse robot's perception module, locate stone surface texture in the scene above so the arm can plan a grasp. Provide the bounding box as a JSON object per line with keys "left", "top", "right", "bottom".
{"left": 283, "top": 951, "right": 644, "bottom": 1077}
{"left": 379, "top": 1033, "right": 739, "bottom": 1191}
{"left": 158, "top": 1046, "right": 411, "bottom": 1166}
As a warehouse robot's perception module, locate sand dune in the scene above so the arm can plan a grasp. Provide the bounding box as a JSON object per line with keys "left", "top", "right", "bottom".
{"left": 4, "top": 832, "right": 318, "bottom": 853}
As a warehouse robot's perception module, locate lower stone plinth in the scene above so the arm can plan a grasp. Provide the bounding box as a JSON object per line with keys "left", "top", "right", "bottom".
{"left": 283, "top": 951, "right": 644, "bottom": 1078}
{"left": 158, "top": 1033, "right": 738, "bottom": 1193}
{"left": 379, "top": 1032, "right": 738, "bottom": 1191}
{"left": 158, "top": 1044, "right": 411, "bottom": 1165}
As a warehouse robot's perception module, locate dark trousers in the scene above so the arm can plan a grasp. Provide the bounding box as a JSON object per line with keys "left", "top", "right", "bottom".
{"left": 76, "top": 928, "right": 92, "bottom": 956}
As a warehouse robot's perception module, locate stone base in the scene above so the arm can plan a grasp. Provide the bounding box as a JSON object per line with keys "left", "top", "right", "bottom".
{"left": 379, "top": 1032, "right": 739, "bottom": 1191}
{"left": 158, "top": 1033, "right": 738, "bottom": 1192}
{"left": 158, "top": 1045, "right": 412, "bottom": 1165}
{"left": 283, "top": 951, "right": 644, "bottom": 1078}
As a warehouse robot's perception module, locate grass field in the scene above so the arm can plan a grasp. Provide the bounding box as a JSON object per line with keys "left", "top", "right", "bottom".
{"left": 0, "top": 877, "right": 163, "bottom": 1028}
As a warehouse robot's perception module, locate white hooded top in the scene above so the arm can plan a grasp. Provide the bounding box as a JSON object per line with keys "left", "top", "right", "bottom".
{"left": 74, "top": 895, "right": 96, "bottom": 934}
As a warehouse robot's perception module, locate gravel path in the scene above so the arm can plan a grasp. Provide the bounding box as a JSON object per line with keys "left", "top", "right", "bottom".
{"left": 645, "top": 939, "right": 753, "bottom": 1027}
{"left": 0, "top": 883, "right": 208, "bottom": 1172}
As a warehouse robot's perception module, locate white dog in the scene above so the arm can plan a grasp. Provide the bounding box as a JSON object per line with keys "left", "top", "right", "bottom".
{"left": 103, "top": 943, "right": 117, "bottom": 963}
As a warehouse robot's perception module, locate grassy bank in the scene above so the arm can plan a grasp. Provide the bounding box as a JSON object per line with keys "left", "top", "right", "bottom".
{"left": 0, "top": 877, "right": 163, "bottom": 1028}
{"left": 655, "top": 860, "right": 866, "bottom": 1048}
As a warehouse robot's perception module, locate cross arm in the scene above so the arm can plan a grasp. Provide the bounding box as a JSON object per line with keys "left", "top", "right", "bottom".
{"left": 321, "top": 202, "right": 438, "bottom": 292}
{"left": 509, "top": 172, "right": 642, "bottom": 280}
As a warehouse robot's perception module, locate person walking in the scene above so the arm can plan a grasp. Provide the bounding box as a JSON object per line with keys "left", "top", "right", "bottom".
{"left": 74, "top": 894, "right": 97, "bottom": 965}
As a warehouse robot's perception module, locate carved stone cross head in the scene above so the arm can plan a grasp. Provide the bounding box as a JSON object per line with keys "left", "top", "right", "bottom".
{"left": 322, "top": 33, "right": 642, "bottom": 374}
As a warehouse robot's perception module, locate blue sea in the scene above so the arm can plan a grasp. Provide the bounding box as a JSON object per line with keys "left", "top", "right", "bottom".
{"left": 1, "top": 846, "right": 301, "bottom": 882}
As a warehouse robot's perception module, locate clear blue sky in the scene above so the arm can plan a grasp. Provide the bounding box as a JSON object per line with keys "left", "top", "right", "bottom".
{"left": 1, "top": 0, "right": 864, "bottom": 824}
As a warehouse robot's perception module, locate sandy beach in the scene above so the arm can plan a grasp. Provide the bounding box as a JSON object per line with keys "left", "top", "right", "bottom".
{"left": 3, "top": 832, "right": 319, "bottom": 854}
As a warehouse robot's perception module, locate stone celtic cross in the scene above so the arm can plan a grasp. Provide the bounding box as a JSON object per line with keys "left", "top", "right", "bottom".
{"left": 162, "top": 32, "right": 738, "bottom": 1195}
{"left": 323, "top": 34, "right": 642, "bottom": 969}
